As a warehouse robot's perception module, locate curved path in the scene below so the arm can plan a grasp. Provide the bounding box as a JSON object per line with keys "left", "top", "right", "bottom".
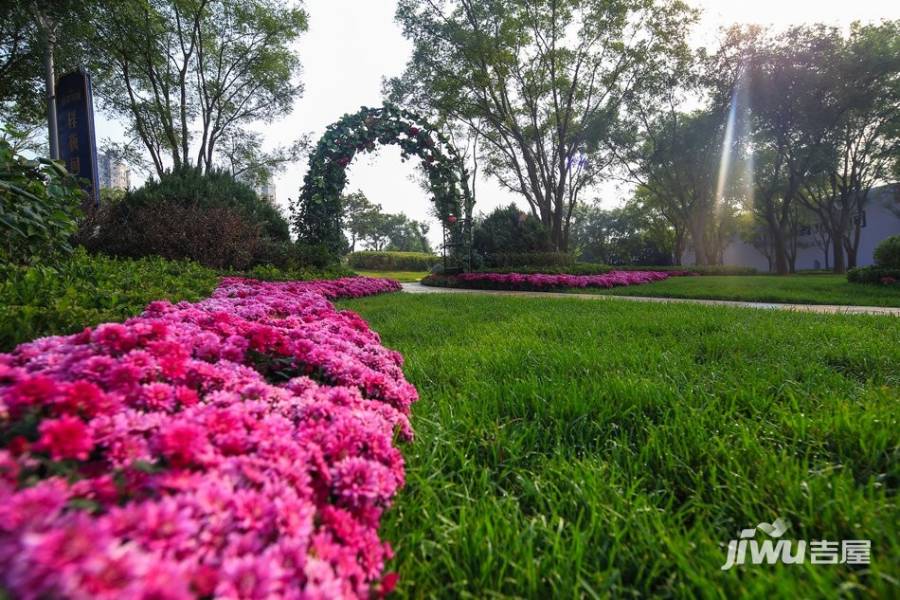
{"left": 400, "top": 282, "right": 900, "bottom": 316}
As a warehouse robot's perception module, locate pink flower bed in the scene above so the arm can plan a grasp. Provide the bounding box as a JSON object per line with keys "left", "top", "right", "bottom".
{"left": 426, "top": 270, "right": 691, "bottom": 291}
{"left": 0, "top": 276, "right": 411, "bottom": 599}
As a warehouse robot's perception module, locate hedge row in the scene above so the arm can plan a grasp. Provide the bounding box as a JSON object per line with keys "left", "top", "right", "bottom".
{"left": 472, "top": 262, "right": 758, "bottom": 276}
{"left": 847, "top": 266, "right": 900, "bottom": 285}
{"left": 348, "top": 251, "right": 440, "bottom": 271}
{"left": 0, "top": 250, "right": 360, "bottom": 351}
{"left": 480, "top": 252, "right": 575, "bottom": 268}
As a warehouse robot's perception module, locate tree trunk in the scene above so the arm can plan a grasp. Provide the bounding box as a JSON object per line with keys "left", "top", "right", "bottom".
{"left": 831, "top": 235, "right": 845, "bottom": 274}
{"left": 772, "top": 232, "right": 789, "bottom": 275}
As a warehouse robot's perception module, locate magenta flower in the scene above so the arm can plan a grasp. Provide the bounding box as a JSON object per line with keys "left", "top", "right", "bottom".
{"left": 37, "top": 415, "right": 95, "bottom": 461}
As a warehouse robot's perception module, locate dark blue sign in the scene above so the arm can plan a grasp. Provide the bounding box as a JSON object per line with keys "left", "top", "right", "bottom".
{"left": 56, "top": 69, "right": 100, "bottom": 207}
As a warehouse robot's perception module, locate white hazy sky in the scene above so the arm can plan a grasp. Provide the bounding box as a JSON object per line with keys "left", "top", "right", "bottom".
{"left": 97, "top": 0, "right": 899, "bottom": 245}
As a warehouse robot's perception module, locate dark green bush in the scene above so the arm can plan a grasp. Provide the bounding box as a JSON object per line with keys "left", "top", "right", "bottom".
{"left": 472, "top": 204, "right": 551, "bottom": 257}
{"left": 0, "top": 249, "right": 218, "bottom": 351}
{"left": 475, "top": 262, "right": 610, "bottom": 275}
{"left": 79, "top": 201, "right": 268, "bottom": 270}
{"left": 847, "top": 266, "right": 900, "bottom": 285}
{"left": 348, "top": 251, "right": 439, "bottom": 271}
{"left": 79, "top": 168, "right": 295, "bottom": 269}
{"left": 129, "top": 167, "right": 290, "bottom": 240}
{"left": 0, "top": 136, "right": 83, "bottom": 266}
{"left": 481, "top": 252, "right": 576, "bottom": 268}
{"left": 872, "top": 235, "right": 900, "bottom": 269}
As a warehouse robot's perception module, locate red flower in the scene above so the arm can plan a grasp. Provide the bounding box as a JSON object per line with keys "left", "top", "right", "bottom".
{"left": 37, "top": 415, "right": 94, "bottom": 461}
{"left": 159, "top": 422, "right": 208, "bottom": 468}
{"left": 408, "top": 127, "right": 420, "bottom": 136}
{"left": 447, "top": 215, "right": 458, "bottom": 224}
{"left": 880, "top": 275, "right": 897, "bottom": 285}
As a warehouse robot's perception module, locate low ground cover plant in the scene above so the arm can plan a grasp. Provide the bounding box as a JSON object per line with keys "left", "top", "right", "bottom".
{"left": 347, "top": 251, "right": 438, "bottom": 271}
{"left": 423, "top": 270, "right": 689, "bottom": 291}
{"left": 0, "top": 250, "right": 218, "bottom": 351}
{"left": 848, "top": 235, "right": 900, "bottom": 285}
{"left": 0, "top": 276, "right": 409, "bottom": 598}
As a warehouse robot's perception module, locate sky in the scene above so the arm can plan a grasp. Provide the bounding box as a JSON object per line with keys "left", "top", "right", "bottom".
{"left": 96, "top": 0, "right": 900, "bottom": 247}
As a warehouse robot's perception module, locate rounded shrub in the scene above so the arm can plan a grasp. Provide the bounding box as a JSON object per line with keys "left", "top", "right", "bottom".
{"left": 873, "top": 235, "right": 900, "bottom": 268}
{"left": 128, "top": 167, "right": 290, "bottom": 241}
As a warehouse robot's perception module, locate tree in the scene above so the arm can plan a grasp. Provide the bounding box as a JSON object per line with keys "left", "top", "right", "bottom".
{"left": 615, "top": 108, "right": 733, "bottom": 265}
{"left": 471, "top": 204, "right": 551, "bottom": 258}
{"left": 742, "top": 26, "right": 846, "bottom": 275}
{"left": 798, "top": 21, "right": 900, "bottom": 272}
{"left": 342, "top": 190, "right": 381, "bottom": 253}
{"left": 386, "top": 215, "right": 432, "bottom": 253}
{"left": 569, "top": 199, "right": 674, "bottom": 265}
{"left": 88, "top": 0, "right": 307, "bottom": 178}
{"left": 392, "top": 0, "right": 696, "bottom": 251}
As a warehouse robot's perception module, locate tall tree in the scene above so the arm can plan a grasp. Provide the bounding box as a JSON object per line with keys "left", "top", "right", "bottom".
{"left": 89, "top": 0, "right": 307, "bottom": 178}
{"left": 392, "top": 0, "right": 696, "bottom": 251}
{"left": 798, "top": 21, "right": 900, "bottom": 272}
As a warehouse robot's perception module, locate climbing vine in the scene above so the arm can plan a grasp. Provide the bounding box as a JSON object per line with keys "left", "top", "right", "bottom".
{"left": 291, "top": 104, "right": 474, "bottom": 266}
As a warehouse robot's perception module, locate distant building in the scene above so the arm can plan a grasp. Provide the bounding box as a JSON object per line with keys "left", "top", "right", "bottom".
{"left": 254, "top": 181, "right": 276, "bottom": 205}
{"left": 690, "top": 184, "right": 900, "bottom": 271}
{"left": 97, "top": 152, "right": 130, "bottom": 191}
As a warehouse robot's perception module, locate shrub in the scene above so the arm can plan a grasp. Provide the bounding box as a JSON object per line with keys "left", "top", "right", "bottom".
{"left": 348, "top": 250, "right": 439, "bottom": 271}
{"left": 476, "top": 262, "right": 611, "bottom": 275}
{"left": 847, "top": 266, "right": 900, "bottom": 285}
{"left": 472, "top": 204, "right": 551, "bottom": 257}
{"left": 128, "top": 167, "right": 290, "bottom": 240}
{"left": 872, "top": 235, "right": 900, "bottom": 269}
{"left": 0, "top": 249, "right": 217, "bottom": 351}
{"left": 79, "top": 200, "right": 266, "bottom": 270}
{"left": 0, "top": 136, "right": 83, "bottom": 266}
{"left": 482, "top": 252, "right": 576, "bottom": 268}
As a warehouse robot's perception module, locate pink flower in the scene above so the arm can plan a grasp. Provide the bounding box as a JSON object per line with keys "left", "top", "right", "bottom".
{"left": 158, "top": 422, "right": 209, "bottom": 468}
{"left": 5, "top": 375, "right": 58, "bottom": 414}
{"left": 37, "top": 415, "right": 94, "bottom": 461}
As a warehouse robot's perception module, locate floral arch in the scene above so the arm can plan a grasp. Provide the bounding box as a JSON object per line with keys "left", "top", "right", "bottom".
{"left": 291, "top": 104, "right": 474, "bottom": 269}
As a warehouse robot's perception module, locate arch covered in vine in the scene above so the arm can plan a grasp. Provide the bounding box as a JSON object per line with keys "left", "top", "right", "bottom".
{"left": 291, "top": 104, "right": 474, "bottom": 268}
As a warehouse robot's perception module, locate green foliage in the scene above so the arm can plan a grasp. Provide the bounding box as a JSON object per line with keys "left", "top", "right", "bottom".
{"left": 78, "top": 169, "right": 296, "bottom": 270}
{"left": 348, "top": 251, "right": 439, "bottom": 272}
{"left": 0, "top": 135, "right": 83, "bottom": 266}
{"left": 472, "top": 204, "right": 551, "bottom": 258}
{"left": 847, "top": 266, "right": 900, "bottom": 286}
{"left": 0, "top": 249, "right": 218, "bottom": 351}
{"left": 128, "top": 167, "right": 289, "bottom": 240}
{"left": 570, "top": 200, "right": 676, "bottom": 266}
{"left": 340, "top": 293, "right": 899, "bottom": 597}
{"left": 292, "top": 104, "right": 472, "bottom": 260}
{"left": 872, "top": 234, "right": 900, "bottom": 268}
{"left": 237, "top": 262, "right": 355, "bottom": 283}
{"left": 482, "top": 252, "right": 575, "bottom": 269}
{"left": 391, "top": 0, "right": 697, "bottom": 251}
{"left": 87, "top": 0, "right": 308, "bottom": 179}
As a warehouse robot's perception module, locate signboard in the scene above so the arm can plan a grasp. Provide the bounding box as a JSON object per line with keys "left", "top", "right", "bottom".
{"left": 55, "top": 69, "right": 100, "bottom": 207}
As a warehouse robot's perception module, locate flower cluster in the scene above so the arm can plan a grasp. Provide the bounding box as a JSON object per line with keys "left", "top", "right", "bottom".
{"left": 0, "top": 276, "right": 410, "bottom": 599}
{"left": 425, "top": 270, "right": 691, "bottom": 291}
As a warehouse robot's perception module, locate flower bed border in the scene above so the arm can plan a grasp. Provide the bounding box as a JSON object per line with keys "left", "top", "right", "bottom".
{"left": 421, "top": 270, "right": 692, "bottom": 292}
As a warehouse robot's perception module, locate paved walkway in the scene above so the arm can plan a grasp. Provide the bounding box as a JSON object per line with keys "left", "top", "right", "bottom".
{"left": 400, "top": 282, "right": 900, "bottom": 316}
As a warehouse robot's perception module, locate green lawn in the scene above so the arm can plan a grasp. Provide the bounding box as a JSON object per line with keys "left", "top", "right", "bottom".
{"left": 592, "top": 274, "right": 900, "bottom": 307}
{"left": 355, "top": 270, "right": 428, "bottom": 283}
{"left": 339, "top": 293, "right": 899, "bottom": 598}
